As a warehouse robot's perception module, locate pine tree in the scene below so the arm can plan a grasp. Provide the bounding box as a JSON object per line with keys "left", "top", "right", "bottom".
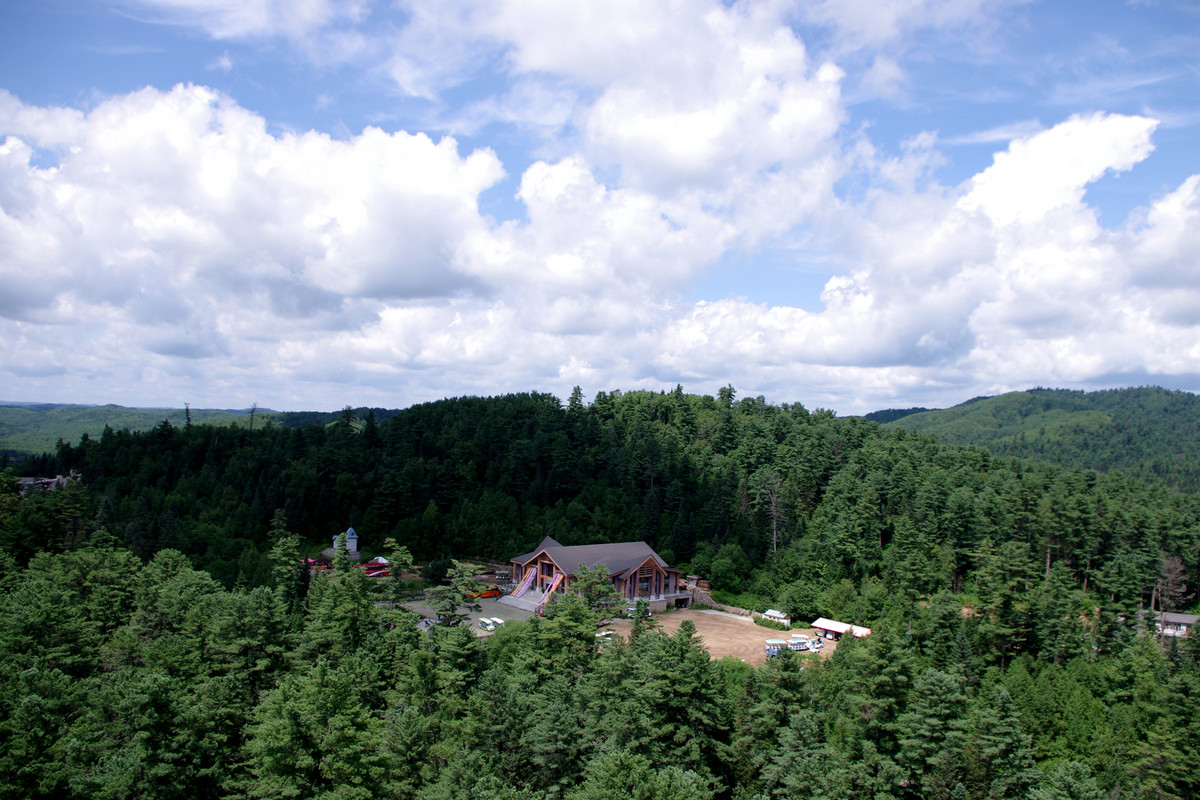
{"left": 1030, "top": 761, "right": 1105, "bottom": 800}
{"left": 964, "top": 685, "right": 1040, "bottom": 800}
{"left": 427, "top": 559, "right": 483, "bottom": 627}
{"left": 267, "top": 509, "right": 305, "bottom": 604}
{"left": 894, "top": 668, "right": 968, "bottom": 800}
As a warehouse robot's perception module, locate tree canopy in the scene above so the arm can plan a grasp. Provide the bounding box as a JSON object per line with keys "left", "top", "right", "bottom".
{"left": 2, "top": 386, "right": 1197, "bottom": 798}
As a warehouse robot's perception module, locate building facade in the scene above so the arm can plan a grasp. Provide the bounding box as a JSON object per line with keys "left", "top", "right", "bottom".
{"left": 509, "top": 536, "right": 690, "bottom": 611}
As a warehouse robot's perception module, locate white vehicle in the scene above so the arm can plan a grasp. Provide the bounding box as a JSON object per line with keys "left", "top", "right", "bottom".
{"left": 477, "top": 618, "right": 497, "bottom": 632}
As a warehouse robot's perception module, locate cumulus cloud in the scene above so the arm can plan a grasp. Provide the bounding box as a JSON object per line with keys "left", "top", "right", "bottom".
{"left": 3, "top": 3, "right": 1199, "bottom": 414}
{"left": 632, "top": 111, "right": 1199, "bottom": 412}
{"left": 958, "top": 113, "right": 1157, "bottom": 226}
{"left": 4, "top": 86, "right": 1199, "bottom": 413}
{"left": 0, "top": 85, "right": 514, "bottom": 401}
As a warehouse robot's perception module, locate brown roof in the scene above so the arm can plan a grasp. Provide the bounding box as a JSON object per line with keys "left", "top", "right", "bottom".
{"left": 511, "top": 536, "right": 679, "bottom": 579}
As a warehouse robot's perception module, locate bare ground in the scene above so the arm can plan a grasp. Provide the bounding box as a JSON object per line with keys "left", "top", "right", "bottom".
{"left": 604, "top": 608, "right": 838, "bottom": 666}
{"left": 399, "top": 599, "right": 840, "bottom": 664}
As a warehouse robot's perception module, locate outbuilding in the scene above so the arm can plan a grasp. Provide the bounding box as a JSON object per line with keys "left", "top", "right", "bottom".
{"left": 761, "top": 609, "right": 791, "bottom": 627}
{"left": 1156, "top": 612, "right": 1198, "bottom": 639}
{"left": 811, "top": 617, "right": 872, "bottom": 640}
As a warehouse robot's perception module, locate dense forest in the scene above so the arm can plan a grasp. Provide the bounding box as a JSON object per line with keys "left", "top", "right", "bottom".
{"left": 2, "top": 386, "right": 1198, "bottom": 799}
{"left": 881, "top": 387, "right": 1200, "bottom": 492}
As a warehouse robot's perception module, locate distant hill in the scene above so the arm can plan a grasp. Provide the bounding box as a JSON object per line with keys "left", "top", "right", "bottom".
{"left": 881, "top": 387, "right": 1200, "bottom": 492}
{"left": 0, "top": 403, "right": 261, "bottom": 464}
{"left": 862, "top": 407, "right": 932, "bottom": 424}
{"left": 0, "top": 403, "right": 408, "bottom": 465}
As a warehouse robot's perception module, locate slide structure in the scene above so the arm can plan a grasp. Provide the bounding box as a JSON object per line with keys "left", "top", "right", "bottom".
{"left": 538, "top": 572, "right": 564, "bottom": 606}
{"left": 511, "top": 569, "right": 536, "bottom": 598}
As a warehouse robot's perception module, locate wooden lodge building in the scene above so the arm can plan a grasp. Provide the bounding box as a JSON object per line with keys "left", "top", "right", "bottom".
{"left": 509, "top": 536, "right": 691, "bottom": 612}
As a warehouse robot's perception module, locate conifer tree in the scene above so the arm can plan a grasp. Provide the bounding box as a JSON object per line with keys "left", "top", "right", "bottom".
{"left": 894, "top": 668, "right": 968, "bottom": 800}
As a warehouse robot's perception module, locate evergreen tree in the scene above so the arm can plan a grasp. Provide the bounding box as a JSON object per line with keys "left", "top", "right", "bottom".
{"left": 242, "top": 656, "right": 393, "bottom": 800}
{"left": 963, "top": 685, "right": 1040, "bottom": 800}
{"left": 894, "top": 668, "right": 968, "bottom": 800}
{"left": 427, "top": 559, "right": 484, "bottom": 627}
{"left": 566, "top": 750, "right": 714, "bottom": 800}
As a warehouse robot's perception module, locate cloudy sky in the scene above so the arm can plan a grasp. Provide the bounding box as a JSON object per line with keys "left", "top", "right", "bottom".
{"left": 2, "top": 0, "right": 1198, "bottom": 414}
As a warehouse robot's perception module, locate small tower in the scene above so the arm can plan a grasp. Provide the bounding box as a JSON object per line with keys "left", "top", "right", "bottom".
{"left": 333, "top": 527, "right": 360, "bottom": 557}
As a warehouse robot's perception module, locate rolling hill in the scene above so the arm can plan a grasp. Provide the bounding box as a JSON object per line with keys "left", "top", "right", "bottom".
{"left": 878, "top": 386, "right": 1200, "bottom": 491}
{"left": 0, "top": 403, "right": 408, "bottom": 466}
{"left": 0, "top": 403, "right": 259, "bottom": 464}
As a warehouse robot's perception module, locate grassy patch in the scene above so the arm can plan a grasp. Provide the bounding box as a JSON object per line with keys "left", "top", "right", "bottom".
{"left": 753, "top": 616, "right": 790, "bottom": 631}
{"left": 710, "top": 589, "right": 766, "bottom": 612}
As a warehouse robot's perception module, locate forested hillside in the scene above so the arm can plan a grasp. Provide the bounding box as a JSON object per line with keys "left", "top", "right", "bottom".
{"left": 881, "top": 387, "right": 1200, "bottom": 492}
{"left": 0, "top": 402, "right": 257, "bottom": 464}
{"left": 0, "top": 402, "right": 406, "bottom": 466}
{"left": 1, "top": 387, "right": 1198, "bottom": 799}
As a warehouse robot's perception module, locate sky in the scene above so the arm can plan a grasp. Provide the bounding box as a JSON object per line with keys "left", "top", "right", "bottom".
{"left": 1, "top": 0, "right": 1198, "bottom": 415}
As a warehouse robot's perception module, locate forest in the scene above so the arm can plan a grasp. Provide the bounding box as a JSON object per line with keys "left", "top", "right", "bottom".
{"left": 879, "top": 387, "right": 1200, "bottom": 493}
{"left": 1, "top": 386, "right": 1197, "bottom": 799}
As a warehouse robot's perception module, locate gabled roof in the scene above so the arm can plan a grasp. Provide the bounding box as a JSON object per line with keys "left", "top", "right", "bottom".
{"left": 1159, "top": 612, "right": 1198, "bottom": 626}
{"left": 511, "top": 536, "right": 678, "bottom": 578}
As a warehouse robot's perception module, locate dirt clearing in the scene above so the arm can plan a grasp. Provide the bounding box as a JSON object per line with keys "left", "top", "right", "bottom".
{"left": 604, "top": 608, "right": 837, "bottom": 666}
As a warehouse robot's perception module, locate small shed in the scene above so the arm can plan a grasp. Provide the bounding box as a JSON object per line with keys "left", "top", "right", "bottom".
{"left": 762, "top": 609, "right": 791, "bottom": 628}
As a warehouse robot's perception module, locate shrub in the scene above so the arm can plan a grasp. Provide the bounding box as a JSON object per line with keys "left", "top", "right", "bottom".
{"left": 753, "top": 616, "right": 789, "bottom": 631}
{"left": 710, "top": 589, "right": 766, "bottom": 612}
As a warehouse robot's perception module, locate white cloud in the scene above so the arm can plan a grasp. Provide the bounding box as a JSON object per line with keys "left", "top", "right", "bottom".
{"left": 123, "top": 0, "right": 364, "bottom": 40}
{"left": 5, "top": 3, "right": 1200, "bottom": 414}
{"left": 208, "top": 51, "right": 234, "bottom": 71}
{"left": 958, "top": 112, "right": 1158, "bottom": 227}
{"left": 5, "top": 86, "right": 1198, "bottom": 414}
{"left": 1125, "top": 174, "right": 1200, "bottom": 289}
{"left": 801, "top": 0, "right": 1021, "bottom": 51}
{"left": 0, "top": 85, "right": 510, "bottom": 397}
{"left": 858, "top": 55, "right": 908, "bottom": 102}
{"left": 0, "top": 83, "right": 755, "bottom": 407}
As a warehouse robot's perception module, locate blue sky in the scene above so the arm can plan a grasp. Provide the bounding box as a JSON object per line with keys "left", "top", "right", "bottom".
{"left": 1, "top": 0, "right": 1198, "bottom": 414}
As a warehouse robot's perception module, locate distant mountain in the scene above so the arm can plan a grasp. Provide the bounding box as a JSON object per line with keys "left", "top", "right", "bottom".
{"left": 881, "top": 387, "right": 1200, "bottom": 492}
{"left": 862, "top": 406, "right": 932, "bottom": 424}
{"left": 0, "top": 403, "right": 259, "bottom": 463}
{"left": 0, "top": 403, "right": 408, "bottom": 464}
